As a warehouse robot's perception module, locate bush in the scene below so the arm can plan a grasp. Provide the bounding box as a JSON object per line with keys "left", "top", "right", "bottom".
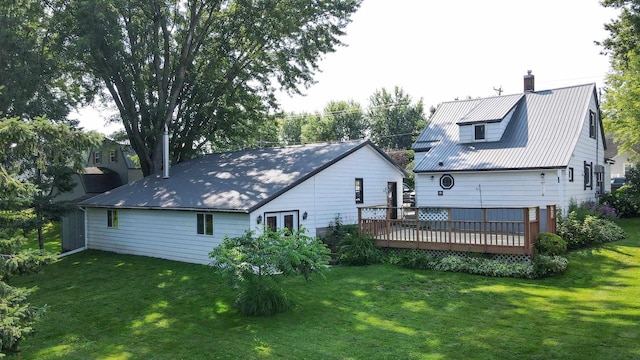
{"left": 337, "top": 234, "right": 383, "bottom": 265}
{"left": 535, "top": 232, "right": 567, "bottom": 256}
{"left": 209, "top": 228, "right": 330, "bottom": 316}
{"left": 395, "top": 250, "right": 434, "bottom": 269}
{"left": 532, "top": 254, "right": 569, "bottom": 278}
{"left": 323, "top": 215, "right": 358, "bottom": 256}
{"left": 558, "top": 212, "right": 626, "bottom": 249}
{"left": 600, "top": 187, "right": 640, "bottom": 218}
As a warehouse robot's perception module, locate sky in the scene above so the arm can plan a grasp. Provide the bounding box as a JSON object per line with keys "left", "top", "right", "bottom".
{"left": 75, "top": 0, "right": 620, "bottom": 133}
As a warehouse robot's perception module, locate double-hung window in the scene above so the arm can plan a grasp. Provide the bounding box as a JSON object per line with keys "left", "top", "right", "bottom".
{"left": 589, "top": 111, "right": 597, "bottom": 139}
{"left": 107, "top": 210, "right": 118, "bottom": 228}
{"left": 197, "top": 213, "right": 213, "bottom": 235}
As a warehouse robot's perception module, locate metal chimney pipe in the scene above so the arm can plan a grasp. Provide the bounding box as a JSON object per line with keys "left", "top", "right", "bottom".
{"left": 163, "top": 124, "right": 170, "bottom": 179}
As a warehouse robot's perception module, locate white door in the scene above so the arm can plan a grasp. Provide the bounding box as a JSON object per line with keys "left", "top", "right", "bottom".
{"left": 265, "top": 211, "right": 299, "bottom": 233}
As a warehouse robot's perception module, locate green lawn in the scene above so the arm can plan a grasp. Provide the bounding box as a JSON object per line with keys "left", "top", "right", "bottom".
{"left": 23, "top": 222, "right": 62, "bottom": 254}
{"left": 9, "top": 219, "right": 640, "bottom": 359}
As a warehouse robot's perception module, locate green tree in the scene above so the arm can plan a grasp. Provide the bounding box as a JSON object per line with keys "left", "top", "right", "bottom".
{"left": 209, "top": 228, "right": 330, "bottom": 316}
{"left": 367, "top": 86, "right": 427, "bottom": 149}
{"left": 600, "top": 1, "right": 640, "bottom": 159}
{"left": 300, "top": 112, "right": 331, "bottom": 143}
{"left": 279, "top": 112, "right": 305, "bottom": 145}
{"left": 323, "top": 100, "right": 367, "bottom": 141}
{"left": 53, "top": 0, "right": 361, "bottom": 175}
{"left": 0, "top": 0, "right": 87, "bottom": 122}
{"left": 0, "top": 117, "right": 95, "bottom": 355}
{"left": 0, "top": 117, "right": 102, "bottom": 249}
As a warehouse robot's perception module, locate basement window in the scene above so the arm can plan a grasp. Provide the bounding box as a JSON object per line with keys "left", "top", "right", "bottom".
{"left": 197, "top": 213, "right": 213, "bottom": 235}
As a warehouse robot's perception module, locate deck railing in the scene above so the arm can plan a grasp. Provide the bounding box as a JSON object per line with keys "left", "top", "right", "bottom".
{"left": 358, "top": 205, "right": 556, "bottom": 256}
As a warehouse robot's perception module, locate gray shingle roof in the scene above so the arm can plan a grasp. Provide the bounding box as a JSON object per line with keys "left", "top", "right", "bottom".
{"left": 80, "top": 140, "right": 403, "bottom": 212}
{"left": 413, "top": 84, "right": 600, "bottom": 172}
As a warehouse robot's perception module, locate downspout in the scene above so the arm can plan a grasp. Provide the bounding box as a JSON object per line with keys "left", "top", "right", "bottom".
{"left": 57, "top": 206, "right": 88, "bottom": 259}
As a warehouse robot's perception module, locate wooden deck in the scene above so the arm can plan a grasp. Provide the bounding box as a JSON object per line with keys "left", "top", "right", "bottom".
{"left": 359, "top": 206, "right": 556, "bottom": 256}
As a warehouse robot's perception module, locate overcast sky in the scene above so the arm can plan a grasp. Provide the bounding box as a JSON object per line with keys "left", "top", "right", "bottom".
{"left": 76, "top": 0, "right": 620, "bottom": 133}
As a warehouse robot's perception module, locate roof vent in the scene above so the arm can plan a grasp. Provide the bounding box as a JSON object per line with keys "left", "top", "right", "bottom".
{"left": 524, "top": 70, "right": 535, "bottom": 92}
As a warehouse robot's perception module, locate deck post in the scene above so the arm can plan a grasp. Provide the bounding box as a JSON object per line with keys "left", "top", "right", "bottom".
{"left": 524, "top": 207, "right": 530, "bottom": 255}
{"left": 483, "top": 208, "right": 488, "bottom": 252}
{"left": 358, "top": 207, "right": 362, "bottom": 235}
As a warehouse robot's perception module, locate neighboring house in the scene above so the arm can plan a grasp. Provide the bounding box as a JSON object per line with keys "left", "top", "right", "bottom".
{"left": 605, "top": 134, "right": 636, "bottom": 179}
{"left": 79, "top": 140, "right": 407, "bottom": 264}
{"left": 412, "top": 73, "right": 609, "bottom": 219}
{"left": 57, "top": 139, "right": 142, "bottom": 252}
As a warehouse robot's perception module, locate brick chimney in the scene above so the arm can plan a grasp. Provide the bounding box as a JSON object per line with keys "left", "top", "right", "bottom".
{"left": 524, "top": 70, "right": 534, "bottom": 92}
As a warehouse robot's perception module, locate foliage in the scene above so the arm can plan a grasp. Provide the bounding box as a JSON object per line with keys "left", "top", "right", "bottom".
{"left": 0, "top": 0, "right": 86, "bottom": 122}
{"left": 367, "top": 86, "right": 427, "bottom": 149}
{"left": 532, "top": 254, "right": 569, "bottom": 278}
{"left": 558, "top": 212, "right": 626, "bottom": 250}
{"left": 337, "top": 234, "right": 382, "bottom": 266}
{"left": 53, "top": 0, "right": 362, "bottom": 175}
{"left": 0, "top": 117, "right": 102, "bottom": 249}
{"left": 599, "top": 1, "right": 640, "bottom": 160}
{"left": 209, "top": 228, "right": 330, "bottom": 316}
{"left": 390, "top": 250, "right": 566, "bottom": 279}
{"left": 0, "top": 117, "right": 94, "bottom": 356}
{"left": 535, "top": 232, "right": 567, "bottom": 256}
{"left": 0, "top": 230, "right": 55, "bottom": 357}
{"left": 600, "top": 166, "right": 640, "bottom": 217}
{"left": 322, "top": 215, "right": 358, "bottom": 257}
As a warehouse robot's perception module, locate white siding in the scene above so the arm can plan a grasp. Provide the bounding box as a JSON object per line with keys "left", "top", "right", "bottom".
{"left": 86, "top": 208, "right": 248, "bottom": 264}
{"left": 253, "top": 145, "right": 405, "bottom": 238}
{"left": 415, "top": 170, "right": 560, "bottom": 208}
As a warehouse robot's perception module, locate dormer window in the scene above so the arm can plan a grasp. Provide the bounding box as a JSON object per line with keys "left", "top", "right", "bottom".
{"left": 474, "top": 124, "right": 485, "bottom": 141}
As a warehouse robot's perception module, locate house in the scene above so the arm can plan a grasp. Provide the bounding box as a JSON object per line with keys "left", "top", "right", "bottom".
{"left": 57, "top": 139, "right": 142, "bottom": 252}
{"left": 78, "top": 140, "right": 407, "bottom": 264}
{"left": 605, "top": 134, "right": 636, "bottom": 179}
{"left": 412, "top": 72, "right": 609, "bottom": 221}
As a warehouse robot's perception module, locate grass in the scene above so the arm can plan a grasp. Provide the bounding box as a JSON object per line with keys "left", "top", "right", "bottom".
{"left": 7, "top": 219, "right": 640, "bottom": 359}
{"left": 23, "top": 222, "right": 62, "bottom": 254}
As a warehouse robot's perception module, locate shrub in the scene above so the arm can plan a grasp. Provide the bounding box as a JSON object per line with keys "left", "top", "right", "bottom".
{"left": 532, "top": 254, "right": 568, "bottom": 278}
{"left": 581, "top": 216, "right": 626, "bottom": 244}
{"left": 396, "top": 250, "right": 434, "bottom": 269}
{"left": 209, "top": 228, "right": 330, "bottom": 316}
{"left": 323, "top": 215, "right": 358, "bottom": 256}
{"left": 600, "top": 187, "right": 640, "bottom": 218}
{"left": 535, "top": 232, "right": 567, "bottom": 256}
{"left": 337, "top": 234, "right": 383, "bottom": 265}
{"left": 558, "top": 212, "right": 626, "bottom": 249}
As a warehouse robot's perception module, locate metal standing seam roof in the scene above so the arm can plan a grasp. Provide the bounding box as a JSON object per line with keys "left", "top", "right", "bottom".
{"left": 79, "top": 139, "right": 406, "bottom": 212}
{"left": 413, "top": 83, "right": 598, "bottom": 172}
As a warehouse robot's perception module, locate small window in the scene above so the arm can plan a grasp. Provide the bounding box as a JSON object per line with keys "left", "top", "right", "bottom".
{"left": 568, "top": 167, "right": 574, "bottom": 182}
{"left": 589, "top": 111, "right": 597, "bottom": 139}
{"left": 94, "top": 151, "right": 102, "bottom": 164}
{"left": 474, "top": 124, "right": 485, "bottom": 141}
{"left": 355, "top": 178, "right": 364, "bottom": 204}
{"left": 107, "top": 210, "right": 118, "bottom": 228}
{"left": 440, "top": 174, "right": 454, "bottom": 190}
{"left": 110, "top": 150, "right": 117, "bottom": 162}
{"left": 197, "top": 213, "right": 213, "bottom": 235}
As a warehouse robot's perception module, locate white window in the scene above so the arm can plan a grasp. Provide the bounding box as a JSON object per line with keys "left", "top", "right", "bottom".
{"left": 197, "top": 213, "right": 213, "bottom": 235}
{"left": 109, "top": 150, "right": 117, "bottom": 162}
{"left": 107, "top": 210, "right": 118, "bottom": 228}
{"left": 94, "top": 151, "right": 102, "bottom": 164}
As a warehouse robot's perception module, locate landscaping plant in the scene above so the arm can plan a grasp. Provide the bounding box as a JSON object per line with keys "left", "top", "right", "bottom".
{"left": 209, "top": 228, "right": 330, "bottom": 316}
{"left": 337, "top": 234, "right": 382, "bottom": 265}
